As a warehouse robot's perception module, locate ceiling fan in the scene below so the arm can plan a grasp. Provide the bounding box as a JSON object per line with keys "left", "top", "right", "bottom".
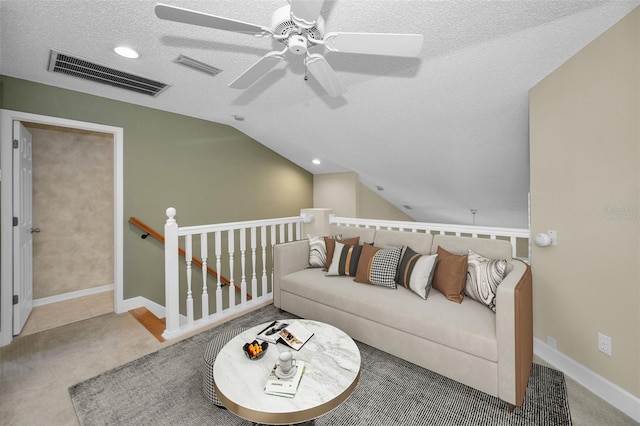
{"left": 155, "top": 0, "right": 424, "bottom": 97}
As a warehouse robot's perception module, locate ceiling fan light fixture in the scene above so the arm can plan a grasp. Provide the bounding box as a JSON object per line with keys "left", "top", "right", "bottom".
{"left": 114, "top": 46, "right": 140, "bottom": 59}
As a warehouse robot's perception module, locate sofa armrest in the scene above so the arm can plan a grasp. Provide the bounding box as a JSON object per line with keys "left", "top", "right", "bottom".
{"left": 272, "top": 240, "right": 309, "bottom": 308}
{"left": 496, "top": 259, "right": 533, "bottom": 406}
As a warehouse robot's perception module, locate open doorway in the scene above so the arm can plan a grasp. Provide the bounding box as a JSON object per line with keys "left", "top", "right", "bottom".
{"left": 21, "top": 123, "right": 114, "bottom": 335}
{"left": 0, "top": 110, "right": 123, "bottom": 347}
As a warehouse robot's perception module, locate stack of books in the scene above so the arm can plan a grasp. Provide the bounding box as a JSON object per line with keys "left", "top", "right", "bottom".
{"left": 264, "top": 361, "right": 306, "bottom": 398}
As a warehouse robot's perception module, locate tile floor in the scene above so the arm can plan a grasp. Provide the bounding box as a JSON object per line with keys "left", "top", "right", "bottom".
{"left": 19, "top": 291, "right": 114, "bottom": 336}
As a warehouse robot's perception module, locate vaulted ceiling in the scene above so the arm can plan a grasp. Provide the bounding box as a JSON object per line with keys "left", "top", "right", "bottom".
{"left": 1, "top": 0, "right": 638, "bottom": 227}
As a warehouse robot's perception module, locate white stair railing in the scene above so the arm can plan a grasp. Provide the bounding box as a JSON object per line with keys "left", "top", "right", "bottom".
{"left": 163, "top": 207, "right": 304, "bottom": 340}
{"left": 330, "top": 215, "right": 530, "bottom": 260}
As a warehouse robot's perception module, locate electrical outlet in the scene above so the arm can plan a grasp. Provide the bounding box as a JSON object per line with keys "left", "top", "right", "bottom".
{"left": 598, "top": 333, "right": 612, "bottom": 356}
{"left": 547, "top": 336, "right": 557, "bottom": 350}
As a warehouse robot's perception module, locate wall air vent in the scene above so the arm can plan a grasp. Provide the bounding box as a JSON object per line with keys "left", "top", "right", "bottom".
{"left": 47, "top": 49, "right": 170, "bottom": 97}
{"left": 175, "top": 54, "right": 222, "bottom": 76}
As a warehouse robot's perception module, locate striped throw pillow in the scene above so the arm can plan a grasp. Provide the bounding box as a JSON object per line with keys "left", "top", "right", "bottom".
{"left": 326, "top": 241, "right": 363, "bottom": 277}
{"left": 396, "top": 246, "right": 438, "bottom": 299}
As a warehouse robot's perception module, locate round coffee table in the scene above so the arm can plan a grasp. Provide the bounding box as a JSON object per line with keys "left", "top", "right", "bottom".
{"left": 213, "top": 319, "right": 361, "bottom": 425}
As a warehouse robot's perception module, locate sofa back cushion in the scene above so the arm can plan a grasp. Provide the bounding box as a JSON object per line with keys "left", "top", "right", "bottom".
{"left": 373, "top": 229, "right": 433, "bottom": 254}
{"left": 329, "top": 225, "right": 376, "bottom": 243}
{"left": 431, "top": 235, "right": 513, "bottom": 260}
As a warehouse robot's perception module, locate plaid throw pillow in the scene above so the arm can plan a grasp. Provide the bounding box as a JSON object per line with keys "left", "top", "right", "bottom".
{"left": 354, "top": 244, "right": 402, "bottom": 289}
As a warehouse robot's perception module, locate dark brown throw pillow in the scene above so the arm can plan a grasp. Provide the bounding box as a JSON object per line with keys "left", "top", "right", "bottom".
{"left": 432, "top": 246, "right": 468, "bottom": 303}
{"left": 324, "top": 236, "right": 360, "bottom": 271}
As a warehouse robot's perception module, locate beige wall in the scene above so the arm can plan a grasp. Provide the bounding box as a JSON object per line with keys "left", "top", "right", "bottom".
{"left": 28, "top": 124, "right": 114, "bottom": 299}
{"left": 314, "top": 172, "right": 413, "bottom": 221}
{"left": 358, "top": 182, "right": 414, "bottom": 221}
{"left": 530, "top": 7, "right": 640, "bottom": 397}
{"left": 313, "top": 172, "right": 358, "bottom": 217}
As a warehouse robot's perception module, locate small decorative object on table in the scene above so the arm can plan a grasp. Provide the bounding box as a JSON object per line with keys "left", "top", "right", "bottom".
{"left": 243, "top": 340, "right": 268, "bottom": 360}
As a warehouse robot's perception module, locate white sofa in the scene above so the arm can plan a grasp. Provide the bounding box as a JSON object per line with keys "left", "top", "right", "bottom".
{"left": 273, "top": 225, "right": 533, "bottom": 407}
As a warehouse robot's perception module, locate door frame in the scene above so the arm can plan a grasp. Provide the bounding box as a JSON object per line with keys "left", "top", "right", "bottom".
{"left": 0, "top": 109, "right": 124, "bottom": 347}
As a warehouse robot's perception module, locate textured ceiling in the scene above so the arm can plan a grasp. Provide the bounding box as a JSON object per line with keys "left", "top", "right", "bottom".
{"left": 1, "top": 0, "right": 638, "bottom": 227}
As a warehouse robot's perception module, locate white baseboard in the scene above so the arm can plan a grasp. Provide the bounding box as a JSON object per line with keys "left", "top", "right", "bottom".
{"left": 119, "top": 296, "right": 167, "bottom": 319}
{"left": 33, "top": 284, "right": 114, "bottom": 307}
{"left": 534, "top": 337, "right": 640, "bottom": 422}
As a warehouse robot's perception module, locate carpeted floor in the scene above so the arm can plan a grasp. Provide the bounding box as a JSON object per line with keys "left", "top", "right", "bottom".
{"left": 69, "top": 305, "right": 572, "bottom": 425}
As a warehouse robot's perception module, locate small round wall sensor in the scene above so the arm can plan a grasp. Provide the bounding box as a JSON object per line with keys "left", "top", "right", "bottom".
{"left": 534, "top": 233, "right": 552, "bottom": 247}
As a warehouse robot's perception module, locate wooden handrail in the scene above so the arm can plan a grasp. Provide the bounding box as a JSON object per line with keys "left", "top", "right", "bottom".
{"left": 128, "top": 217, "right": 251, "bottom": 300}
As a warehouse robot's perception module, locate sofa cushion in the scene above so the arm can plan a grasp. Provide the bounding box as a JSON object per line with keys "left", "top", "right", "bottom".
{"left": 326, "top": 241, "right": 362, "bottom": 277}
{"left": 374, "top": 229, "right": 433, "bottom": 254}
{"left": 354, "top": 244, "right": 402, "bottom": 289}
{"left": 324, "top": 236, "right": 360, "bottom": 271}
{"left": 279, "top": 268, "right": 498, "bottom": 362}
{"left": 432, "top": 247, "right": 468, "bottom": 303}
{"left": 329, "top": 225, "right": 376, "bottom": 243}
{"left": 396, "top": 247, "right": 438, "bottom": 299}
{"left": 431, "top": 234, "right": 513, "bottom": 261}
{"left": 465, "top": 249, "right": 507, "bottom": 312}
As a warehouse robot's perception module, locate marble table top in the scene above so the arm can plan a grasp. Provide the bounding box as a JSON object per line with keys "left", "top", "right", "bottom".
{"left": 213, "top": 319, "right": 361, "bottom": 425}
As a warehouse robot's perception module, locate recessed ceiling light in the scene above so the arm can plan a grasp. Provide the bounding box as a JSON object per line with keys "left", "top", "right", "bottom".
{"left": 114, "top": 46, "right": 139, "bottom": 59}
{"left": 312, "top": 159, "right": 321, "bottom": 165}
{"left": 233, "top": 114, "right": 245, "bottom": 121}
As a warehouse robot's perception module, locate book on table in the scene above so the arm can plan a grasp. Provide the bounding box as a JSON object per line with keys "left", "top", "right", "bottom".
{"left": 264, "top": 360, "right": 306, "bottom": 398}
{"left": 256, "top": 320, "right": 314, "bottom": 351}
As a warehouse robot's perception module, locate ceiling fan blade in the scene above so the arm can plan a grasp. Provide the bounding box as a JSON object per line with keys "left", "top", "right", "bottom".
{"left": 290, "top": 0, "right": 324, "bottom": 28}
{"left": 155, "top": 3, "right": 269, "bottom": 36}
{"left": 323, "top": 32, "right": 424, "bottom": 57}
{"left": 229, "top": 51, "right": 285, "bottom": 89}
{"left": 304, "top": 53, "right": 346, "bottom": 98}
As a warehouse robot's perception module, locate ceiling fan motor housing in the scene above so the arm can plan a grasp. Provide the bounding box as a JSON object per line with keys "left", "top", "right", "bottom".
{"left": 271, "top": 5, "right": 325, "bottom": 49}
{"left": 288, "top": 35, "right": 307, "bottom": 54}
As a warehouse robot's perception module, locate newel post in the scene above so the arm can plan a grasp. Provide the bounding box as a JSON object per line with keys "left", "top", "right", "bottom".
{"left": 163, "top": 207, "right": 180, "bottom": 339}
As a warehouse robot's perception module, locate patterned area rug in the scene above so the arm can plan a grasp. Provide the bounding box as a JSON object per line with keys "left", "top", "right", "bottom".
{"left": 69, "top": 305, "right": 572, "bottom": 425}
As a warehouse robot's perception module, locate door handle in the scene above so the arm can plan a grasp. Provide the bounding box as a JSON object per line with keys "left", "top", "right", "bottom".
{"left": 30, "top": 227, "right": 40, "bottom": 234}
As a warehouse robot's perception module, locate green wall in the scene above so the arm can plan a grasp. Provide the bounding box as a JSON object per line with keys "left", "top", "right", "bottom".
{"left": 0, "top": 76, "right": 313, "bottom": 309}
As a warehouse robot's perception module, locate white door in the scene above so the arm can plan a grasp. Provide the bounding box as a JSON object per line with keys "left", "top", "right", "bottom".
{"left": 12, "top": 121, "right": 34, "bottom": 335}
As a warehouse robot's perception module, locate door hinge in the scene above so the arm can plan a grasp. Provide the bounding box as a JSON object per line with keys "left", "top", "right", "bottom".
{"left": 13, "top": 139, "right": 18, "bottom": 149}
{"left": 13, "top": 295, "right": 18, "bottom": 305}
{"left": 13, "top": 217, "right": 18, "bottom": 226}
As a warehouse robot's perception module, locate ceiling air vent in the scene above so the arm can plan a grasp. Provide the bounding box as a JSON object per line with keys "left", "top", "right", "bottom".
{"left": 175, "top": 54, "right": 222, "bottom": 76}
{"left": 47, "top": 49, "right": 170, "bottom": 97}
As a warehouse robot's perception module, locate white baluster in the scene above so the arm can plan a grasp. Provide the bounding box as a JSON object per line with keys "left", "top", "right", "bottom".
{"left": 272, "top": 225, "right": 280, "bottom": 294}
{"left": 240, "top": 228, "right": 247, "bottom": 304}
{"left": 215, "top": 231, "right": 222, "bottom": 314}
{"left": 261, "top": 226, "right": 268, "bottom": 296}
{"left": 279, "top": 223, "right": 285, "bottom": 244}
{"left": 251, "top": 227, "right": 258, "bottom": 300}
{"left": 185, "top": 234, "right": 194, "bottom": 326}
{"left": 164, "top": 208, "right": 180, "bottom": 338}
{"left": 510, "top": 236, "right": 517, "bottom": 258}
{"left": 287, "top": 223, "right": 293, "bottom": 242}
{"left": 271, "top": 225, "right": 277, "bottom": 247}
{"left": 228, "top": 230, "right": 235, "bottom": 309}
{"left": 295, "top": 222, "right": 301, "bottom": 240}
{"left": 201, "top": 233, "right": 209, "bottom": 319}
